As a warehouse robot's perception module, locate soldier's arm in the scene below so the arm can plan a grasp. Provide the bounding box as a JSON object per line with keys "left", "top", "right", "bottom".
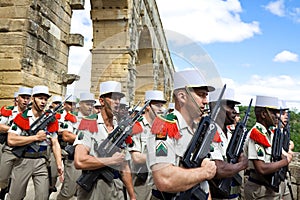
{"left": 214, "top": 153, "right": 248, "bottom": 178}
{"left": 253, "top": 154, "right": 291, "bottom": 175}
{"left": 51, "top": 137, "right": 63, "bottom": 175}
{"left": 120, "top": 162, "right": 136, "bottom": 200}
{"left": 130, "top": 151, "right": 146, "bottom": 164}
{"left": 74, "top": 144, "right": 125, "bottom": 170}
{"left": 62, "top": 130, "right": 77, "bottom": 143}
{"left": 151, "top": 158, "right": 216, "bottom": 193}
{"left": 7, "top": 130, "right": 46, "bottom": 146}
{"left": 0, "top": 124, "right": 10, "bottom": 133}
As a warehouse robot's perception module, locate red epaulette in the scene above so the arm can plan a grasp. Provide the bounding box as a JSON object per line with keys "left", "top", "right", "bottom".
{"left": 0, "top": 106, "right": 13, "bottom": 117}
{"left": 55, "top": 113, "right": 61, "bottom": 120}
{"left": 64, "top": 112, "right": 77, "bottom": 123}
{"left": 213, "top": 130, "right": 222, "bottom": 143}
{"left": 131, "top": 121, "right": 143, "bottom": 135}
{"left": 47, "top": 118, "right": 59, "bottom": 133}
{"left": 13, "top": 112, "right": 30, "bottom": 131}
{"left": 151, "top": 113, "right": 181, "bottom": 140}
{"left": 249, "top": 127, "right": 271, "bottom": 147}
{"left": 78, "top": 114, "right": 98, "bottom": 133}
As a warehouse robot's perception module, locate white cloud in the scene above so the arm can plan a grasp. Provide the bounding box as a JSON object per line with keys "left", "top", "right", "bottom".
{"left": 273, "top": 50, "right": 299, "bottom": 62}
{"left": 264, "top": 0, "right": 285, "bottom": 17}
{"left": 156, "top": 0, "right": 261, "bottom": 44}
{"left": 230, "top": 75, "right": 300, "bottom": 112}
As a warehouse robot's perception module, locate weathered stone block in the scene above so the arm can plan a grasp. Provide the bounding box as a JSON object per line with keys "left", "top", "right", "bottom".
{"left": 66, "top": 33, "right": 84, "bottom": 47}
{"left": 0, "top": 71, "right": 23, "bottom": 85}
{"left": 0, "top": 59, "right": 22, "bottom": 71}
{"left": 69, "top": 0, "right": 85, "bottom": 10}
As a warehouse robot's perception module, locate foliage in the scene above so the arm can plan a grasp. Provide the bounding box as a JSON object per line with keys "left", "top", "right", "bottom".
{"left": 239, "top": 105, "right": 300, "bottom": 152}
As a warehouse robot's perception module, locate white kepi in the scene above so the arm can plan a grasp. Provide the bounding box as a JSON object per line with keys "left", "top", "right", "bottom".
{"left": 145, "top": 90, "right": 166, "bottom": 103}
{"left": 32, "top": 85, "right": 51, "bottom": 97}
{"left": 278, "top": 99, "right": 289, "bottom": 110}
{"left": 173, "top": 69, "right": 215, "bottom": 91}
{"left": 80, "top": 92, "right": 96, "bottom": 103}
{"left": 99, "top": 81, "right": 125, "bottom": 98}
{"left": 18, "top": 87, "right": 32, "bottom": 96}
{"left": 52, "top": 95, "right": 62, "bottom": 103}
{"left": 209, "top": 87, "right": 240, "bottom": 105}
{"left": 255, "top": 95, "right": 278, "bottom": 109}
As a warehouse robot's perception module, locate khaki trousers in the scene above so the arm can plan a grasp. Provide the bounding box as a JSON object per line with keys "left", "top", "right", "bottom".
{"left": 57, "top": 158, "right": 81, "bottom": 200}
{"left": 0, "top": 147, "right": 18, "bottom": 189}
{"left": 77, "top": 178, "right": 124, "bottom": 200}
{"left": 6, "top": 158, "right": 49, "bottom": 200}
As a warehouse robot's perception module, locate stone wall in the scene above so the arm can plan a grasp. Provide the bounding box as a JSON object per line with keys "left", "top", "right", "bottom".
{"left": 0, "top": 0, "right": 84, "bottom": 106}
{"left": 289, "top": 152, "right": 300, "bottom": 199}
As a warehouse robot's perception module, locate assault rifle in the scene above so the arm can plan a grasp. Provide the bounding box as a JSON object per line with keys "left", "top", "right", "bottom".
{"left": 175, "top": 85, "right": 226, "bottom": 200}
{"left": 213, "top": 98, "right": 252, "bottom": 197}
{"left": 270, "top": 109, "right": 284, "bottom": 192}
{"left": 76, "top": 100, "right": 151, "bottom": 192}
{"left": 12, "top": 95, "right": 71, "bottom": 158}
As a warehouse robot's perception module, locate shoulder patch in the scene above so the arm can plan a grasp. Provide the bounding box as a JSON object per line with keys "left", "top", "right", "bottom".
{"left": 156, "top": 141, "right": 168, "bottom": 157}
{"left": 257, "top": 147, "right": 264, "bottom": 157}
{"left": 249, "top": 127, "right": 271, "bottom": 147}
{"left": 151, "top": 114, "right": 180, "bottom": 140}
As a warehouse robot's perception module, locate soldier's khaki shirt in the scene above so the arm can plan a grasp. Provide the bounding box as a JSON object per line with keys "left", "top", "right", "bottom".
{"left": 73, "top": 113, "right": 130, "bottom": 161}
{"left": 147, "top": 109, "right": 209, "bottom": 194}
{"left": 244, "top": 122, "right": 272, "bottom": 170}
{"left": 8, "top": 109, "right": 58, "bottom": 146}
{"left": 128, "top": 117, "right": 150, "bottom": 154}
{"left": 210, "top": 124, "right": 233, "bottom": 161}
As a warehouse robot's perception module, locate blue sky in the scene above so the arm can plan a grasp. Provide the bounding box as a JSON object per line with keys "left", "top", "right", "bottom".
{"left": 68, "top": 0, "right": 300, "bottom": 111}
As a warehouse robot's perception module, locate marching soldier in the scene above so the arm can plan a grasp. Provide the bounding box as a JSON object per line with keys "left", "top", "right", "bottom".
{"left": 147, "top": 69, "right": 217, "bottom": 200}
{"left": 128, "top": 90, "right": 167, "bottom": 200}
{"left": 56, "top": 93, "right": 95, "bottom": 199}
{"left": 0, "top": 87, "right": 32, "bottom": 199}
{"left": 243, "top": 95, "right": 293, "bottom": 199}
{"left": 6, "top": 85, "right": 63, "bottom": 200}
{"left": 208, "top": 88, "right": 248, "bottom": 200}
{"left": 74, "top": 81, "right": 136, "bottom": 200}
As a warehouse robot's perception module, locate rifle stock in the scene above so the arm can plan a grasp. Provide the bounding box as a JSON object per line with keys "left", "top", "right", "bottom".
{"left": 76, "top": 100, "right": 151, "bottom": 191}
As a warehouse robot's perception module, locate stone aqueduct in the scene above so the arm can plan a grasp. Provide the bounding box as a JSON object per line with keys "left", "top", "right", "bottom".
{"left": 0, "top": 0, "right": 174, "bottom": 106}
{"left": 1, "top": 1, "right": 300, "bottom": 198}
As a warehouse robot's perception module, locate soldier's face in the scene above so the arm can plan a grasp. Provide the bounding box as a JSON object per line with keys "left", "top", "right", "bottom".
{"left": 17, "top": 95, "right": 31, "bottom": 110}
{"left": 190, "top": 88, "right": 209, "bottom": 112}
{"left": 79, "top": 101, "right": 94, "bottom": 116}
{"left": 148, "top": 101, "right": 165, "bottom": 120}
{"left": 64, "top": 102, "right": 76, "bottom": 112}
{"left": 32, "top": 95, "right": 48, "bottom": 111}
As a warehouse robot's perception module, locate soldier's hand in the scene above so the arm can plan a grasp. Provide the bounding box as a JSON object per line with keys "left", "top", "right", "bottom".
{"left": 238, "top": 153, "right": 248, "bottom": 170}
{"left": 201, "top": 158, "right": 216, "bottom": 180}
{"left": 57, "top": 165, "right": 64, "bottom": 177}
{"left": 282, "top": 149, "right": 293, "bottom": 164}
{"left": 35, "top": 130, "right": 47, "bottom": 141}
{"left": 111, "top": 152, "right": 125, "bottom": 165}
